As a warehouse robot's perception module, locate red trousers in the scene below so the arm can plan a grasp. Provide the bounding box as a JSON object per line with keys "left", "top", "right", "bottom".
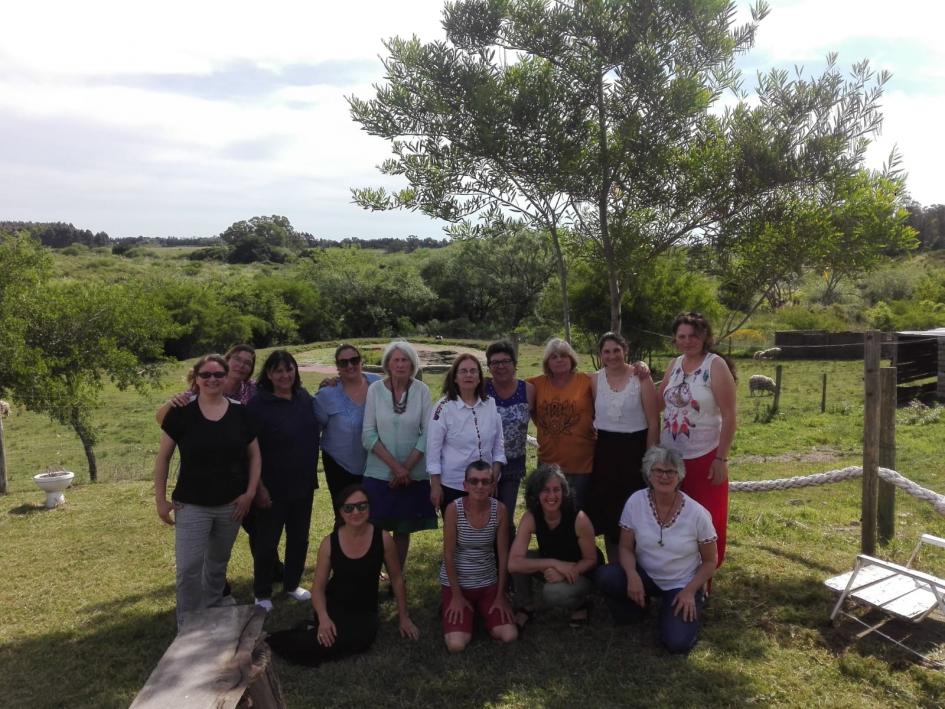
{"left": 681, "top": 448, "right": 728, "bottom": 567}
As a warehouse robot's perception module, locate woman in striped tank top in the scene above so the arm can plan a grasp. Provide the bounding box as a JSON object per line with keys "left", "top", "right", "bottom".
{"left": 440, "top": 461, "right": 518, "bottom": 652}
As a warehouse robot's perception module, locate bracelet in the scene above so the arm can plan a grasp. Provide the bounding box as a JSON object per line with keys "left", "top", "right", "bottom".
{"left": 715, "top": 457, "right": 728, "bottom": 463}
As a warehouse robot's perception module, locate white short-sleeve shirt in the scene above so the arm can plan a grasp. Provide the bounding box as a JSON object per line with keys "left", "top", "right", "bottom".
{"left": 619, "top": 489, "right": 717, "bottom": 590}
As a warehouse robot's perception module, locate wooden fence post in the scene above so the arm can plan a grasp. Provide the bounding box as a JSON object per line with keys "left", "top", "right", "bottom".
{"left": 821, "top": 372, "right": 827, "bottom": 413}
{"left": 771, "top": 364, "right": 783, "bottom": 415}
{"left": 862, "top": 330, "right": 881, "bottom": 555}
{"left": 0, "top": 413, "right": 7, "bottom": 495}
{"left": 878, "top": 367, "right": 897, "bottom": 544}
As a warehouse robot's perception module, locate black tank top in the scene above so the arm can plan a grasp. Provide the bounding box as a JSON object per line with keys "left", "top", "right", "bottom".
{"left": 326, "top": 525, "right": 385, "bottom": 613}
{"left": 535, "top": 507, "right": 582, "bottom": 563}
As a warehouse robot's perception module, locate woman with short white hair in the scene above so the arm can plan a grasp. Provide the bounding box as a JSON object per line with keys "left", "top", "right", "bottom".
{"left": 361, "top": 341, "right": 436, "bottom": 575}
{"left": 595, "top": 445, "right": 717, "bottom": 653}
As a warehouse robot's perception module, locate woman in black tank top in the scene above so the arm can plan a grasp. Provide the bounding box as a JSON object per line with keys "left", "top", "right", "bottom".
{"left": 267, "top": 485, "right": 419, "bottom": 666}
{"left": 509, "top": 465, "right": 602, "bottom": 628}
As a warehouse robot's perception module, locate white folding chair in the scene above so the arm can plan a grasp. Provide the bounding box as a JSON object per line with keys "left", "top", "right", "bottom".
{"left": 825, "top": 534, "right": 945, "bottom": 666}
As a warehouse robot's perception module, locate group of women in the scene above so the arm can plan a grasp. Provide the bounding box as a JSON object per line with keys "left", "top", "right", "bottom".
{"left": 152, "top": 310, "right": 736, "bottom": 660}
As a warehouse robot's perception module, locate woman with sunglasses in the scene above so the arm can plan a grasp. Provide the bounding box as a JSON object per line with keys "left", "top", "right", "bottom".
{"left": 484, "top": 340, "right": 534, "bottom": 538}
{"left": 314, "top": 344, "right": 382, "bottom": 508}
{"left": 153, "top": 354, "right": 261, "bottom": 627}
{"left": 440, "top": 461, "right": 517, "bottom": 652}
{"left": 247, "top": 350, "right": 319, "bottom": 612}
{"left": 427, "top": 353, "right": 506, "bottom": 516}
{"left": 596, "top": 446, "right": 717, "bottom": 653}
{"left": 267, "top": 484, "right": 419, "bottom": 666}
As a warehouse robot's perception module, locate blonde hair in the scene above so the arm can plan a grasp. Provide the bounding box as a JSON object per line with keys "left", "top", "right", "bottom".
{"left": 541, "top": 338, "right": 578, "bottom": 376}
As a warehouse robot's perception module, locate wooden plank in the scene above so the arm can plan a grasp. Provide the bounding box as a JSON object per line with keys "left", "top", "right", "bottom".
{"left": 825, "top": 565, "right": 940, "bottom": 620}
{"left": 878, "top": 367, "right": 896, "bottom": 544}
{"left": 825, "top": 564, "right": 898, "bottom": 592}
{"left": 131, "top": 605, "right": 271, "bottom": 709}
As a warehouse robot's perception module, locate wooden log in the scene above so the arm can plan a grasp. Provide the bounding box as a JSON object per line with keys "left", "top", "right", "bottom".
{"left": 821, "top": 372, "right": 827, "bottom": 414}
{"left": 862, "top": 331, "right": 881, "bottom": 555}
{"left": 0, "top": 413, "right": 7, "bottom": 495}
{"left": 131, "top": 605, "right": 284, "bottom": 709}
{"left": 878, "top": 367, "right": 897, "bottom": 544}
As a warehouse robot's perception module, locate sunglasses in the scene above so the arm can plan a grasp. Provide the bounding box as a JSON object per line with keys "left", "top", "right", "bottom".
{"left": 340, "top": 500, "right": 369, "bottom": 513}
{"left": 197, "top": 371, "right": 227, "bottom": 380}
{"left": 488, "top": 359, "right": 514, "bottom": 367}
{"left": 466, "top": 477, "right": 494, "bottom": 487}
{"left": 336, "top": 355, "right": 362, "bottom": 368}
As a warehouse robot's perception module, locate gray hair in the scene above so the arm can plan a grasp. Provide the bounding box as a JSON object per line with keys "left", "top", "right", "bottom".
{"left": 541, "top": 337, "right": 578, "bottom": 376}
{"left": 641, "top": 446, "right": 686, "bottom": 485}
{"left": 381, "top": 340, "right": 420, "bottom": 377}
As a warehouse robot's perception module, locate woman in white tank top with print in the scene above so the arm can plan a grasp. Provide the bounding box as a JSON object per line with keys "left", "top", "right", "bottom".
{"left": 586, "top": 333, "right": 660, "bottom": 562}
{"left": 658, "top": 313, "right": 736, "bottom": 569}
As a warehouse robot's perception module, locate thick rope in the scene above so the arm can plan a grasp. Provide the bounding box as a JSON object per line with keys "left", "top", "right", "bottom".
{"left": 730, "top": 466, "right": 945, "bottom": 515}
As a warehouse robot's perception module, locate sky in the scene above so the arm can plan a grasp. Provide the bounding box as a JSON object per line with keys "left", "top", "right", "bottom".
{"left": 1, "top": 0, "right": 943, "bottom": 241}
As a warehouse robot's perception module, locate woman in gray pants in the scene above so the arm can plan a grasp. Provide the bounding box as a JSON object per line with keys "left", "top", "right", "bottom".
{"left": 154, "top": 353, "right": 261, "bottom": 628}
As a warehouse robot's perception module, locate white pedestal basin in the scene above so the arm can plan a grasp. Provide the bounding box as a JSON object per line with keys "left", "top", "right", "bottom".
{"left": 33, "top": 471, "right": 75, "bottom": 508}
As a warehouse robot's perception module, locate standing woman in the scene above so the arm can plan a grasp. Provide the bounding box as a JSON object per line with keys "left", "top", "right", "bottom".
{"left": 362, "top": 341, "right": 436, "bottom": 576}
{"left": 427, "top": 353, "right": 506, "bottom": 516}
{"left": 659, "top": 312, "right": 736, "bottom": 567}
{"left": 528, "top": 338, "right": 596, "bottom": 511}
{"left": 314, "top": 343, "right": 382, "bottom": 508}
{"left": 586, "top": 332, "right": 659, "bottom": 562}
{"left": 247, "top": 350, "right": 319, "bottom": 611}
{"left": 153, "top": 354, "right": 260, "bottom": 627}
{"left": 484, "top": 340, "right": 534, "bottom": 537}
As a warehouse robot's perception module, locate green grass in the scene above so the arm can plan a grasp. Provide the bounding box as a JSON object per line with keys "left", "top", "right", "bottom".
{"left": 3, "top": 345, "right": 945, "bottom": 707}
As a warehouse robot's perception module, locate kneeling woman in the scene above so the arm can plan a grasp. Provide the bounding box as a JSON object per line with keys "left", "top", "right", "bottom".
{"left": 267, "top": 485, "right": 419, "bottom": 666}
{"left": 509, "top": 464, "right": 600, "bottom": 627}
{"left": 596, "top": 446, "right": 717, "bottom": 654}
{"left": 440, "top": 461, "right": 517, "bottom": 652}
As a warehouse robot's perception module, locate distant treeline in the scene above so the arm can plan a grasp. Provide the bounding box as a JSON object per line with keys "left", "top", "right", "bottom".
{"left": 0, "top": 220, "right": 448, "bottom": 254}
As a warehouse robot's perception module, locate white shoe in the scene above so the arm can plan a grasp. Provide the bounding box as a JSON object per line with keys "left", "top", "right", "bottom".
{"left": 287, "top": 587, "right": 311, "bottom": 602}
{"left": 254, "top": 597, "right": 274, "bottom": 612}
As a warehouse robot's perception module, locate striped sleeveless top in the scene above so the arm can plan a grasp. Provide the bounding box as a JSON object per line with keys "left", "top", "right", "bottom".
{"left": 438, "top": 497, "right": 499, "bottom": 589}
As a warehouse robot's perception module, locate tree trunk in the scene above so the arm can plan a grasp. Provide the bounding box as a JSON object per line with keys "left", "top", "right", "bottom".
{"left": 596, "top": 68, "right": 621, "bottom": 334}
{"left": 548, "top": 224, "right": 572, "bottom": 344}
{"left": 70, "top": 415, "right": 98, "bottom": 482}
{"left": 607, "top": 262, "right": 622, "bottom": 334}
{"left": 0, "top": 414, "right": 7, "bottom": 494}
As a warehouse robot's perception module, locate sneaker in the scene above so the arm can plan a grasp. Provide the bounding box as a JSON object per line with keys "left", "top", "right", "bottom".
{"left": 287, "top": 587, "right": 312, "bottom": 602}
{"left": 254, "top": 598, "right": 274, "bottom": 612}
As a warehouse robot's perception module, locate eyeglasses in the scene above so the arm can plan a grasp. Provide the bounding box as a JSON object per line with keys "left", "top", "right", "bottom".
{"left": 466, "top": 477, "right": 494, "bottom": 487}
{"left": 336, "top": 355, "right": 361, "bottom": 368}
{"left": 651, "top": 468, "right": 679, "bottom": 478}
{"left": 197, "top": 371, "right": 227, "bottom": 380}
{"left": 340, "top": 501, "right": 369, "bottom": 513}
{"left": 488, "top": 359, "right": 514, "bottom": 368}
{"left": 457, "top": 368, "right": 479, "bottom": 377}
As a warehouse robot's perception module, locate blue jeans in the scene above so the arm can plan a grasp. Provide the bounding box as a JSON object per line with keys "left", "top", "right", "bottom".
{"left": 494, "top": 466, "right": 524, "bottom": 541}
{"left": 595, "top": 562, "right": 705, "bottom": 654}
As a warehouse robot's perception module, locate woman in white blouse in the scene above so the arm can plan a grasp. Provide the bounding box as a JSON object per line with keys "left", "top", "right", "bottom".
{"left": 595, "top": 446, "right": 717, "bottom": 654}
{"left": 586, "top": 332, "right": 659, "bottom": 562}
{"left": 427, "top": 353, "right": 506, "bottom": 516}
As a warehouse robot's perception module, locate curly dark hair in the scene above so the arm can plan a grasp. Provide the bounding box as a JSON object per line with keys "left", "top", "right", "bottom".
{"left": 523, "top": 464, "right": 574, "bottom": 518}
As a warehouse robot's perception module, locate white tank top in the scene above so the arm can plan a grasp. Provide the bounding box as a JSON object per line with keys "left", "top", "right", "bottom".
{"left": 594, "top": 369, "right": 648, "bottom": 433}
{"left": 660, "top": 353, "right": 721, "bottom": 459}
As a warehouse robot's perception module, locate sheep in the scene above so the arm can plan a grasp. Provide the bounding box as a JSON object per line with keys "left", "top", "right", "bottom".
{"left": 0, "top": 400, "right": 9, "bottom": 417}
{"left": 752, "top": 347, "right": 782, "bottom": 360}
{"left": 748, "top": 374, "right": 777, "bottom": 396}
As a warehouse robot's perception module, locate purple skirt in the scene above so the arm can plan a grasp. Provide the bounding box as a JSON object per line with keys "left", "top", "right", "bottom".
{"left": 362, "top": 477, "right": 438, "bottom": 534}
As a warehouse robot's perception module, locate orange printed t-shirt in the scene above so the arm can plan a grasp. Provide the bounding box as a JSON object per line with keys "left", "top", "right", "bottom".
{"left": 528, "top": 373, "right": 596, "bottom": 475}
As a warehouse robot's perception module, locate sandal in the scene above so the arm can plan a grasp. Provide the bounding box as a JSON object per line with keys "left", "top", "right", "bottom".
{"left": 569, "top": 604, "right": 591, "bottom": 628}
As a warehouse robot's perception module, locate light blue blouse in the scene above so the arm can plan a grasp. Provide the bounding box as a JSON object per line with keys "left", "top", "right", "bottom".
{"left": 313, "top": 373, "right": 382, "bottom": 476}
{"left": 362, "top": 378, "right": 432, "bottom": 481}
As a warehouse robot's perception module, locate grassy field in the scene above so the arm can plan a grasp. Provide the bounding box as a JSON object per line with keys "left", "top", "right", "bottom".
{"left": 3, "top": 342, "right": 945, "bottom": 707}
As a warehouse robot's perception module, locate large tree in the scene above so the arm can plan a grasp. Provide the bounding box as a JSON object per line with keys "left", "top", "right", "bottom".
{"left": 351, "top": 0, "right": 889, "bottom": 338}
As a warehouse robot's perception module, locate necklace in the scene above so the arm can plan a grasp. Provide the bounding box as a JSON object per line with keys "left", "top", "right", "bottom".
{"left": 390, "top": 379, "right": 411, "bottom": 414}
{"left": 650, "top": 490, "right": 680, "bottom": 547}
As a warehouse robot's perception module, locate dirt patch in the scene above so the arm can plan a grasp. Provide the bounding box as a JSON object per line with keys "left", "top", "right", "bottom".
{"left": 734, "top": 448, "right": 844, "bottom": 465}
